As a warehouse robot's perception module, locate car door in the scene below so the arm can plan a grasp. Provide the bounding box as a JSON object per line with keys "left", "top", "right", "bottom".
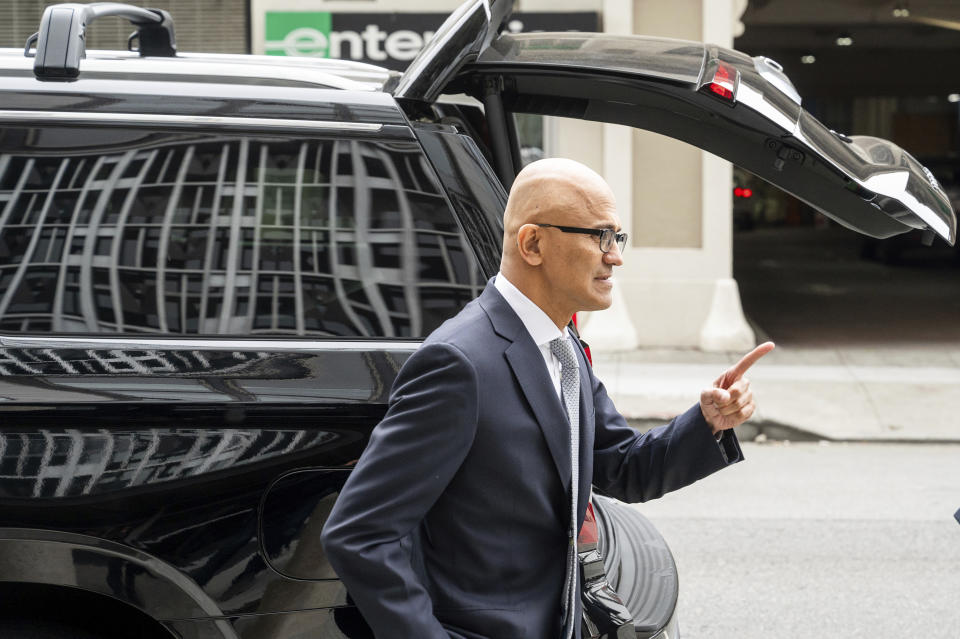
{"left": 395, "top": 0, "right": 956, "bottom": 246}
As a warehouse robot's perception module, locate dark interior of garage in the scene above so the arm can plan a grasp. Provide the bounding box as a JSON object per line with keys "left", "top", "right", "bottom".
{"left": 732, "top": 0, "right": 960, "bottom": 347}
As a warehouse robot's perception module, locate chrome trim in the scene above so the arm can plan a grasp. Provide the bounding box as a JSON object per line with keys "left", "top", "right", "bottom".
{"left": 753, "top": 55, "right": 801, "bottom": 105}
{"left": 789, "top": 125, "right": 955, "bottom": 243}
{"left": 0, "top": 47, "right": 393, "bottom": 91}
{"left": 0, "top": 335, "right": 420, "bottom": 352}
{"left": 0, "top": 110, "right": 383, "bottom": 132}
{"left": 862, "top": 170, "right": 953, "bottom": 239}
{"left": 736, "top": 82, "right": 796, "bottom": 133}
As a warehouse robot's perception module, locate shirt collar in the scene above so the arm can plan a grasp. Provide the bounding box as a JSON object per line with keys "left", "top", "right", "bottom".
{"left": 494, "top": 271, "right": 567, "bottom": 347}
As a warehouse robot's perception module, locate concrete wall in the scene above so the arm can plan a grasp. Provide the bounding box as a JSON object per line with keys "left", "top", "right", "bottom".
{"left": 578, "top": 0, "right": 755, "bottom": 352}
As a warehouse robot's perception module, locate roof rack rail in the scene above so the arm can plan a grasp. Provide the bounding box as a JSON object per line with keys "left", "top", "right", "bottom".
{"left": 25, "top": 2, "right": 176, "bottom": 81}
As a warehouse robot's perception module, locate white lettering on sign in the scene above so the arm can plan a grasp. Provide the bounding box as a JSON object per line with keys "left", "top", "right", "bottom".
{"left": 385, "top": 30, "right": 424, "bottom": 61}
{"left": 329, "top": 30, "right": 362, "bottom": 60}
{"left": 281, "top": 27, "right": 328, "bottom": 57}
{"left": 361, "top": 24, "right": 388, "bottom": 61}
{"left": 270, "top": 26, "right": 435, "bottom": 62}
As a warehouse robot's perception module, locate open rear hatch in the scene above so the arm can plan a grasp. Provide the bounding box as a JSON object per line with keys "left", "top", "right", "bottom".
{"left": 396, "top": 0, "right": 956, "bottom": 245}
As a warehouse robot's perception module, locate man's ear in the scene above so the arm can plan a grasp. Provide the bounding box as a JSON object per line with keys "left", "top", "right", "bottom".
{"left": 516, "top": 224, "right": 544, "bottom": 266}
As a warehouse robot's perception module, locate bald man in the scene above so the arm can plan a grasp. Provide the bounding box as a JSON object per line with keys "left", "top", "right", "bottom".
{"left": 322, "top": 159, "right": 772, "bottom": 639}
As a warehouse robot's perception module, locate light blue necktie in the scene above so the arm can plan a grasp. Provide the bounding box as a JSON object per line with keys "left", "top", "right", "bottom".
{"left": 550, "top": 335, "right": 580, "bottom": 639}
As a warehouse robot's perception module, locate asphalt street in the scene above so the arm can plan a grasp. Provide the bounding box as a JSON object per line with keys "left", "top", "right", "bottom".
{"left": 634, "top": 441, "right": 960, "bottom": 639}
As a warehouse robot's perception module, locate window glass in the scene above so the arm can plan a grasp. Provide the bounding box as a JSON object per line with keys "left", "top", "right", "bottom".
{"left": 0, "top": 128, "right": 485, "bottom": 338}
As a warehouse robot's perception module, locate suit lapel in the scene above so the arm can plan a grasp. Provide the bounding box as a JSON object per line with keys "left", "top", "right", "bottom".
{"left": 479, "top": 282, "right": 572, "bottom": 493}
{"left": 504, "top": 341, "right": 571, "bottom": 493}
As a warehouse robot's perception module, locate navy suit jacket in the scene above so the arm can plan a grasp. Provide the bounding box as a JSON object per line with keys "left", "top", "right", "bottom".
{"left": 321, "top": 281, "right": 742, "bottom": 639}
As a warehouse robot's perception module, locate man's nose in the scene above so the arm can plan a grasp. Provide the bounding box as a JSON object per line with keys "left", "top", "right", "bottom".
{"left": 604, "top": 243, "right": 624, "bottom": 266}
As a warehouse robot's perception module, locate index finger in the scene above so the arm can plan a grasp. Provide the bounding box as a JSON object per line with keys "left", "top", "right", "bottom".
{"left": 725, "top": 341, "right": 775, "bottom": 385}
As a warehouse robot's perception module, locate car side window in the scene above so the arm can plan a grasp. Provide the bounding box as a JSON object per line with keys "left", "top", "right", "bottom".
{"left": 0, "top": 127, "right": 485, "bottom": 338}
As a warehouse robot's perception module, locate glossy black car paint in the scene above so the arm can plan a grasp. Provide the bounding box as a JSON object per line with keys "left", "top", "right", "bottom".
{"left": 0, "top": 62, "right": 508, "bottom": 636}
{"left": 0, "top": 349, "right": 412, "bottom": 617}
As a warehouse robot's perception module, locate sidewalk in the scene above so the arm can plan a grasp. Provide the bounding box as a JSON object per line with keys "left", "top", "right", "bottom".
{"left": 593, "top": 344, "right": 960, "bottom": 443}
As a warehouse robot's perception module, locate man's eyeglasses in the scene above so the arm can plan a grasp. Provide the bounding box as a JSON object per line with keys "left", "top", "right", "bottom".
{"left": 535, "top": 224, "right": 628, "bottom": 254}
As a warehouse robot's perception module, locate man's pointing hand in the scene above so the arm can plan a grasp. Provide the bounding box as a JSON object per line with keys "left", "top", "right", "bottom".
{"left": 700, "top": 341, "right": 775, "bottom": 436}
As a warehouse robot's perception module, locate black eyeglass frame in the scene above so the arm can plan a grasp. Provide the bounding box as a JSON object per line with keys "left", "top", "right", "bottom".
{"left": 534, "top": 223, "right": 628, "bottom": 253}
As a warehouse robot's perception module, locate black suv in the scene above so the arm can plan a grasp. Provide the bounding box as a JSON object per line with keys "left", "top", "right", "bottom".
{"left": 0, "top": 2, "right": 954, "bottom": 638}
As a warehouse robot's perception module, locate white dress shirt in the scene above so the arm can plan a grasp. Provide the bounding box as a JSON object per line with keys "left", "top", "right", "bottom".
{"left": 494, "top": 272, "right": 578, "bottom": 400}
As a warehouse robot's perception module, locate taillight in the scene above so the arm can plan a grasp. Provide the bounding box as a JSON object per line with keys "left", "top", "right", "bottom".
{"left": 701, "top": 60, "right": 739, "bottom": 103}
